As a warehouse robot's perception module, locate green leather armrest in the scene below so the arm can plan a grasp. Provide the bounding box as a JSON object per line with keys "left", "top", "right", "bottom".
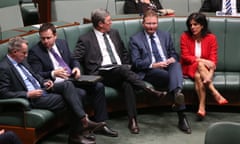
{"left": 0, "top": 98, "right": 31, "bottom": 111}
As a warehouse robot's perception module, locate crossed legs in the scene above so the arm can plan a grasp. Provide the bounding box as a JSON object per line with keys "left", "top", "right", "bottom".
{"left": 194, "top": 62, "right": 228, "bottom": 118}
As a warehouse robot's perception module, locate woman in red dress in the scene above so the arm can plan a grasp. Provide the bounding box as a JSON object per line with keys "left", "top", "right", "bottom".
{"left": 180, "top": 12, "right": 228, "bottom": 120}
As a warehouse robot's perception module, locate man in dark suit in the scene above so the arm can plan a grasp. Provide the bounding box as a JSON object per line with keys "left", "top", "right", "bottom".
{"left": 27, "top": 23, "right": 118, "bottom": 137}
{"left": 129, "top": 10, "right": 191, "bottom": 134}
{"left": 74, "top": 8, "right": 165, "bottom": 134}
{"left": 0, "top": 37, "right": 105, "bottom": 144}
{"left": 200, "top": 0, "right": 240, "bottom": 13}
{"left": 0, "top": 129, "right": 22, "bottom": 144}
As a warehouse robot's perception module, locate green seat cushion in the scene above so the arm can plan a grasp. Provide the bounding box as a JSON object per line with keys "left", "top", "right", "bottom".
{"left": 0, "top": 109, "right": 56, "bottom": 128}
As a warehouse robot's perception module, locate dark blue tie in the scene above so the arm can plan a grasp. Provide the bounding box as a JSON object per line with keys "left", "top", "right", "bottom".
{"left": 50, "top": 48, "right": 71, "bottom": 74}
{"left": 150, "top": 35, "right": 162, "bottom": 62}
{"left": 18, "top": 64, "right": 41, "bottom": 89}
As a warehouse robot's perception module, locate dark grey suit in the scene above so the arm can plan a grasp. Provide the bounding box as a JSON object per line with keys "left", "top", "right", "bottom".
{"left": 200, "top": 0, "right": 240, "bottom": 12}
{"left": 74, "top": 29, "right": 146, "bottom": 118}
{"left": 28, "top": 39, "right": 108, "bottom": 122}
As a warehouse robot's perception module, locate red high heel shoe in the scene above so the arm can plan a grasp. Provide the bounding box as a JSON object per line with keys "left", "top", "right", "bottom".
{"left": 216, "top": 96, "right": 228, "bottom": 105}
{"left": 197, "top": 110, "right": 206, "bottom": 121}
{"left": 218, "top": 98, "right": 228, "bottom": 105}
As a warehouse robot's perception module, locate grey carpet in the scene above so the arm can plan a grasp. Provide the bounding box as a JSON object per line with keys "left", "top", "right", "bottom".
{"left": 37, "top": 107, "right": 240, "bottom": 144}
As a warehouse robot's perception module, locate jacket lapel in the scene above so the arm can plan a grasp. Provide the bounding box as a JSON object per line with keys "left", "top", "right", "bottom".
{"left": 6, "top": 58, "right": 28, "bottom": 90}
{"left": 156, "top": 31, "right": 167, "bottom": 57}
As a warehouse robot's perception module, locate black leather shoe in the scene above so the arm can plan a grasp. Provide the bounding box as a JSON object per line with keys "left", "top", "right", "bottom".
{"left": 178, "top": 114, "right": 191, "bottom": 134}
{"left": 94, "top": 125, "right": 118, "bottom": 137}
{"left": 81, "top": 116, "right": 106, "bottom": 132}
{"left": 128, "top": 117, "right": 140, "bottom": 134}
{"left": 144, "top": 87, "right": 167, "bottom": 98}
{"left": 68, "top": 134, "right": 96, "bottom": 144}
{"left": 174, "top": 92, "right": 185, "bottom": 105}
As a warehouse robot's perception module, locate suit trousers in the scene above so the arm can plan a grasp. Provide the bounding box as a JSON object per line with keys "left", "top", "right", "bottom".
{"left": 79, "top": 82, "right": 109, "bottom": 122}
{"left": 0, "top": 131, "right": 22, "bottom": 144}
{"left": 30, "top": 81, "right": 87, "bottom": 134}
{"left": 143, "top": 62, "right": 186, "bottom": 110}
{"left": 99, "top": 65, "right": 146, "bottom": 118}
{"left": 144, "top": 62, "right": 183, "bottom": 92}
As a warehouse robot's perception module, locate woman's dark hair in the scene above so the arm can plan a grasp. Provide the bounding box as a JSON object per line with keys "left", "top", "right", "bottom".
{"left": 186, "top": 12, "right": 210, "bottom": 37}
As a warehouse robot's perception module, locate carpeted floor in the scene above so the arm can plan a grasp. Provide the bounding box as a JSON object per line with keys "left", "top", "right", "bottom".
{"left": 37, "top": 106, "right": 240, "bottom": 144}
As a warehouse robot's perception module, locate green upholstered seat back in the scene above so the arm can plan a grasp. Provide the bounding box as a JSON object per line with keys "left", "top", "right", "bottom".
{"left": 112, "top": 21, "right": 127, "bottom": 49}
{"left": 173, "top": 17, "right": 187, "bottom": 54}
{"left": 0, "top": 43, "right": 9, "bottom": 61}
{"left": 205, "top": 121, "right": 240, "bottom": 144}
{"left": 22, "top": 33, "right": 40, "bottom": 49}
{"left": 63, "top": 25, "right": 81, "bottom": 52}
{"left": 224, "top": 18, "right": 240, "bottom": 72}
{"left": 0, "top": 0, "right": 19, "bottom": 8}
{"left": 124, "top": 19, "right": 143, "bottom": 51}
{"left": 208, "top": 17, "right": 226, "bottom": 71}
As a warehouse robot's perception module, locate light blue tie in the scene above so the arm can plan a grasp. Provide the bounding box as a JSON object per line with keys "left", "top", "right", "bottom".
{"left": 18, "top": 64, "right": 41, "bottom": 89}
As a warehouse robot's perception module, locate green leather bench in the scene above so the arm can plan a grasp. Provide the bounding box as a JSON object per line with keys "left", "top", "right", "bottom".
{"left": 19, "top": 0, "right": 39, "bottom": 26}
{"left": 1, "top": 17, "right": 240, "bottom": 144}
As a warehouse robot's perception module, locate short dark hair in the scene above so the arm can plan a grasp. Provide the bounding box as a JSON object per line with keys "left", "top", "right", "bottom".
{"left": 39, "top": 23, "right": 56, "bottom": 35}
{"left": 142, "top": 9, "right": 158, "bottom": 23}
{"left": 91, "top": 8, "right": 110, "bottom": 28}
{"left": 186, "top": 12, "right": 210, "bottom": 37}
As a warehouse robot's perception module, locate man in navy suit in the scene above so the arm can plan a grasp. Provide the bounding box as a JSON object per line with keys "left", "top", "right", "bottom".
{"left": 27, "top": 23, "right": 118, "bottom": 138}
{"left": 129, "top": 10, "right": 191, "bottom": 134}
{"left": 0, "top": 37, "right": 105, "bottom": 144}
{"left": 200, "top": 0, "right": 240, "bottom": 13}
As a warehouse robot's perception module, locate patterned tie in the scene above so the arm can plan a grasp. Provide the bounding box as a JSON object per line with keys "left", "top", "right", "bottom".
{"left": 18, "top": 64, "right": 41, "bottom": 89}
{"left": 150, "top": 35, "right": 162, "bottom": 62}
{"left": 49, "top": 48, "right": 71, "bottom": 74}
{"left": 103, "top": 33, "right": 117, "bottom": 64}
{"left": 225, "top": 0, "right": 232, "bottom": 15}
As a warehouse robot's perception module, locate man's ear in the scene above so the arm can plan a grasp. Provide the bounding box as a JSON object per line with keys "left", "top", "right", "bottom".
{"left": 98, "top": 21, "right": 104, "bottom": 28}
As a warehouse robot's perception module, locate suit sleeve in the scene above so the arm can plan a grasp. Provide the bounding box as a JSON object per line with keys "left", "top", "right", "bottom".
{"left": 28, "top": 48, "right": 53, "bottom": 80}
{"left": 114, "top": 30, "right": 130, "bottom": 64}
{"left": 0, "top": 66, "right": 27, "bottom": 99}
{"left": 165, "top": 32, "right": 179, "bottom": 61}
{"left": 74, "top": 36, "right": 87, "bottom": 64}
{"left": 206, "top": 35, "right": 218, "bottom": 65}
{"left": 129, "top": 36, "right": 151, "bottom": 70}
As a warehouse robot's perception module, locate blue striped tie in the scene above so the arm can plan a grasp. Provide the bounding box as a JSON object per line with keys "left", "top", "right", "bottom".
{"left": 225, "top": 0, "right": 232, "bottom": 15}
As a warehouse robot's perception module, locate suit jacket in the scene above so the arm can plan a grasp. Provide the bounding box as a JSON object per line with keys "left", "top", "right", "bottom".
{"left": 129, "top": 30, "right": 178, "bottom": 79}
{"left": 74, "top": 29, "right": 129, "bottom": 75}
{"left": 200, "top": 0, "right": 240, "bottom": 12}
{"left": 0, "top": 56, "right": 44, "bottom": 99}
{"left": 180, "top": 32, "right": 218, "bottom": 79}
{"left": 124, "top": 0, "right": 163, "bottom": 14}
{"left": 28, "top": 39, "right": 80, "bottom": 80}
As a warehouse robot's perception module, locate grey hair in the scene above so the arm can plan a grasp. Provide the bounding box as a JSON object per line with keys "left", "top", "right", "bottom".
{"left": 8, "top": 37, "right": 28, "bottom": 53}
{"left": 91, "top": 8, "right": 110, "bottom": 28}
